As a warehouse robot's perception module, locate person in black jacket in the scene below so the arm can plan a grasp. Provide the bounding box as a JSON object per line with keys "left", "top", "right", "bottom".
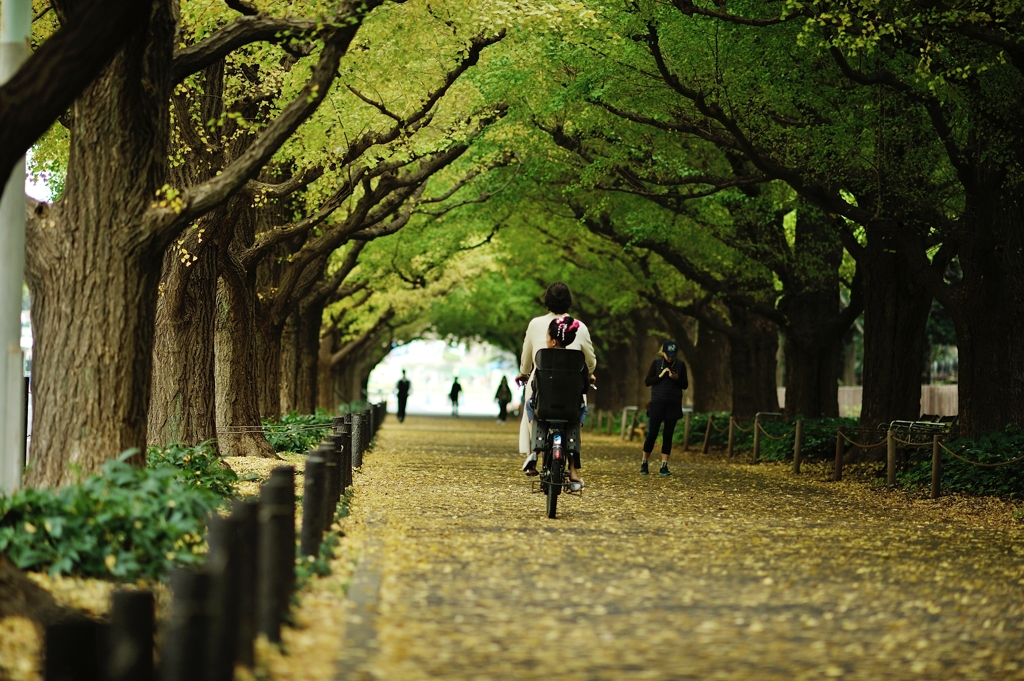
{"left": 641, "top": 340, "right": 688, "bottom": 476}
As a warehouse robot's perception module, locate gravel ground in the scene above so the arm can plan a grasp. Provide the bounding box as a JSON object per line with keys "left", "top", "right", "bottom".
{"left": 341, "top": 415, "right": 1024, "bottom": 681}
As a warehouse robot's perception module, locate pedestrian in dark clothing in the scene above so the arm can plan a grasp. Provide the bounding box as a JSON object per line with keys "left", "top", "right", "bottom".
{"left": 640, "top": 340, "right": 688, "bottom": 476}
{"left": 495, "top": 376, "right": 512, "bottom": 424}
{"left": 449, "top": 378, "right": 462, "bottom": 416}
{"left": 396, "top": 370, "right": 411, "bottom": 423}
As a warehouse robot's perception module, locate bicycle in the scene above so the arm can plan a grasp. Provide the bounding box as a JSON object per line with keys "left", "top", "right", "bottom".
{"left": 525, "top": 348, "right": 588, "bottom": 519}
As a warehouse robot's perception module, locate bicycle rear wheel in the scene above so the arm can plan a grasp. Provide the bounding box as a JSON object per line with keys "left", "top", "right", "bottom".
{"left": 546, "top": 461, "right": 562, "bottom": 519}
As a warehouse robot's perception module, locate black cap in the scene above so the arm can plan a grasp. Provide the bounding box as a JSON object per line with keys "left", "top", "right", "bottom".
{"left": 662, "top": 340, "right": 678, "bottom": 357}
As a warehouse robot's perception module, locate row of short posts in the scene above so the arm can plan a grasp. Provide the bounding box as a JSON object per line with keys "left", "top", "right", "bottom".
{"left": 44, "top": 404, "right": 387, "bottom": 681}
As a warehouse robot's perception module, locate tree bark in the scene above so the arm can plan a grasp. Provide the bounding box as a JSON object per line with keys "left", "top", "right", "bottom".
{"left": 24, "top": 3, "right": 175, "bottom": 487}
{"left": 943, "top": 193, "right": 1024, "bottom": 436}
{"left": 148, "top": 230, "right": 218, "bottom": 446}
{"left": 661, "top": 311, "right": 731, "bottom": 413}
{"left": 0, "top": 0, "right": 154, "bottom": 194}
{"left": 858, "top": 243, "right": 931, "bottom": 429}
{"left": 214, "top": 246, "right": 277, "bottom": 458}
{"left": 279, "top": 313, "right": 299, "bottom": 415}
{"left": 295, "top": 304, "right": 323, "bottom": 414}
{"left": 780, "top": 293, "right": 842, "bottom": 419}
{"left": 255, "top": 317, "right": 285, "bottom": 420}
{"left": 726, "top": 305, "right": 779, "bottom": 417}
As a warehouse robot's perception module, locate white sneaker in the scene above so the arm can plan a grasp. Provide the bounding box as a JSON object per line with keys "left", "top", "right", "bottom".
{"left": 522, "top": 453, "right": 538, "bottom": 475}
{"left": 570, "top": 479, "right": 584, "bottom": 492}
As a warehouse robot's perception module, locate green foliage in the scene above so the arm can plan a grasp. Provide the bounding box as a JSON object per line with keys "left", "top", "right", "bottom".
{"left": 899, "top": 428, "right": 1024, "bottom": 498}
{"left": 263, "top": 411, "right": 335, "bottom": 454}
{"left": 146, "top": 441, "right": 237, "bottom": 498}
{"left": 0, "top": 455, "right": 223, "bottom": 579}
{"left": 755, "top": 417, "right": 861, "bottom": 461}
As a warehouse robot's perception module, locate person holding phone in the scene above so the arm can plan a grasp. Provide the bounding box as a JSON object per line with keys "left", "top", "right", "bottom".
{"left": 641, "top": 340, "right": 688, "bottom": 476}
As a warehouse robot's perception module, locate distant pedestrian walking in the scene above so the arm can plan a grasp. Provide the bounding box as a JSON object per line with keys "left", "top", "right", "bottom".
{"left": 640, "top": 340, "right": 688, "bottom": 477}
{"left": 396, "top": 370, "right": 411, "bottom": 423}
{"left": 449, "top": 378, "right": 462, "bottom": 417}
{"left": 495, "top": 376, "right": 513, "bottom": 424}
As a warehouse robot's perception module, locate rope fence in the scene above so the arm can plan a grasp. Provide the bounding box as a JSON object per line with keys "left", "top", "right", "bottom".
{"left": 937, "top": 441, "right": 1024, "bottom": 468}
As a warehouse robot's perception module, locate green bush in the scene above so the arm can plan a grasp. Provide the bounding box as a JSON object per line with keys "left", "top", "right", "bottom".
{"left": 0, "top": 454, "right": 224, "bottom": 579}
{"left": 898, "top": 427, "right": 1024, "bottom": 497}
{"left": 147, "top": 441, "right": 237, "bottom": 497}
{"left": 263, "top": 411, "right": 334, "bottom": 454}
{"left": 757, "top": 417, "right": 861, "bottom": 462}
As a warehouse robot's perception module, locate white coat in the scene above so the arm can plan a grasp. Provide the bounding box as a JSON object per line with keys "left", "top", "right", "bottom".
{"left": 518, "top": 313, "right": 597, "bottom": 454}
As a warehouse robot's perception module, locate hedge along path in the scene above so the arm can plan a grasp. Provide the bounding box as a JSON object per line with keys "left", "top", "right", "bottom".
{"left": 323, "top": 416, "right": 1024, "bottom": 681}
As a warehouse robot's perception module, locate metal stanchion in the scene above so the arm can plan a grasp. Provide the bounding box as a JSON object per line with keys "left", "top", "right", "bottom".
{"left": 727, "top": 416, "right": 736, "bottom": 457}
{"left": 257, "top": 466, "right": 295, "bottom": 643}
{"left": 107, "top": 590, "right": 154, "bottom": 681}
{"left": 931, "top": 435, "right": 942, "bottom": 499}
{"left": 702, "top": 414, "right": 714, "bottom": 454}
{"left": 300, "top": 452, "right": 326, "bottom": 558}
{"left": 162, "top": 570, "right": 210, "bottom": 681}
{"left": 230, "top": 499, "right": 258, "bottom": 667}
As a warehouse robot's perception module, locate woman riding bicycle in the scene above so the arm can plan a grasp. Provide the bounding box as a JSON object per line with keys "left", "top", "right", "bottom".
{"left": 516, "top": 282, "right": 596, "bottom": 485}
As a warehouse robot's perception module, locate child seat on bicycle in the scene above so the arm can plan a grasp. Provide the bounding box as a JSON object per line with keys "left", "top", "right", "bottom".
{"left": 529, "top": 347, "right": 588, "bottom": 454}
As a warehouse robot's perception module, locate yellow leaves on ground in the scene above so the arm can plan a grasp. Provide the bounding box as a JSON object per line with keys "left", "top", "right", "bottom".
{"left": 322, "top": 415, "right": 1024, "bottom": 681}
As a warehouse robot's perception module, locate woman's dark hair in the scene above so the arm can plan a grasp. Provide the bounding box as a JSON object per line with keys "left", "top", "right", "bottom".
{"left": 548, "top": 316, "right": 580, "bottom": 347}
{"left": 542, "top": 282, "right": 572, "bottom": 314}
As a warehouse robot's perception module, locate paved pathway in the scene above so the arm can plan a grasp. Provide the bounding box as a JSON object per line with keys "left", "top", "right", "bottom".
{"left": 338, "top": 416, "right": 1024, "bottom": 680}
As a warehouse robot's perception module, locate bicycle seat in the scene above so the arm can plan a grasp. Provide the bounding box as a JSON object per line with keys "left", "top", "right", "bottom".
{"left": 532, "top": 348, "right": 587, "bottom": 422}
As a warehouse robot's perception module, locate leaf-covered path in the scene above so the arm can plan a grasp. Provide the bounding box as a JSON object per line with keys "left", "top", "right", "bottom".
{"left": 337, "top": 415, "right": 1024, "bottom": 681}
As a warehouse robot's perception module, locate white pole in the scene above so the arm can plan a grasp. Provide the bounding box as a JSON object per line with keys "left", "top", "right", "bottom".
{"left": 0, "top": 0, "right": 31, "bottom": 494}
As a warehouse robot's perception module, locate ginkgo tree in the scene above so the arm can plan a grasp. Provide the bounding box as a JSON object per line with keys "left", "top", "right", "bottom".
{"left": 20, "top": 0, "right": 597, "bottom": 482}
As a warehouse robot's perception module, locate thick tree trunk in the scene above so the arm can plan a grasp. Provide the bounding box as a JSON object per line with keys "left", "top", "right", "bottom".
{"left": 317, "top": 329, "right": 338, "bottom": 411}
{"left": 859, "top": 245, "right": 931, "bottom": 429}
{"left": 726, "top": 306, "right": 779, "bottom": 418}
{"left": 780, "top": 299, "right": 842, "bottom": 420}
{"left": 24, "top": 4, "right": 174, "bottom": 487}
{"left": 658, "top": 309, "right": 731, "bottom": 412}
{"left": 295, "top": 305, "right": 322, "bottom": 414}
{"left": 148, "top": 237, "right": 218, "bottom": 446}
{"left": 279, "top": 314, "right": 299, "bottom": 415}
{"left": 944, "top": 193, "right": 1024, "bottom": 436}
{"left": 592, "top": 314, "right": 656, "bottom": 412}
{"left": 778, "top": 207, "right": 849, "bottom": 420}
{"left": 214, "top": 253, "right": 277, "bottom": 458}
{"left": 256, "top": 317, "right": 285, "bottom": 421}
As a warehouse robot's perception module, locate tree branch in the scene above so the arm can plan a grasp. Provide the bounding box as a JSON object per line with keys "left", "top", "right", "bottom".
{"left": 172, "top": 15, "right": 323, "bottom": 83}
{"left": 0, "top": 0, "right": 154, "bottom": 194}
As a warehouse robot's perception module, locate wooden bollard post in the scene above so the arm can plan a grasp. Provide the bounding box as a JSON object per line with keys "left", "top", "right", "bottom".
{"left": 316, "top": 440, "right": 338, "bottom": 531}
{"left": 107, "top": 590, "right": 154, "bottom": 681}
{"left": 328, "top": 433, "right": 344, "bottom": 502}
{"left": 702, "top": 414, "right": 714, "bottom": 454}
{"left": 682, "top": 411, "right": 691, "bottom": 451}
{"left": 363, "top": 408, "right": 373, "bottom": 449}
{"left": 752, "top": 415, "right": 762, "bottom": 464}
{"left": 931, "top": 435, "right": 942, "bottom": 499}
{"left": 206, "top": 516, "right": 242, "bottom": 681}
{"left": 886, "top": 429, "right": 896, "bottom": 487}
{"left": 258, "top": 466, "right": 295, "bottom": 643}
{"left": 45, "top": 619, "right": 107, "bottom": 681}
{"left": 161, "top": 570, "right": 210, "bottom": 681}
{"left": 350, "top": 414, "right": 363, "bottom": 469}
{"left": 335, "top": 424, "right": 351, "bottom": 491}
{"left": 300, "top": 452, "right": 326, "bottom": 558}
{"left": 834, "top": 427, "right": 844, "bottom": 481}
{"left": 792, "top": 419, "right": 803, "bottom": 474}
{"left": 727, "top": 416, "right": 736, "bottom": 457}
{"left": 230, "top": 500, "right": 258, "bottom": 668}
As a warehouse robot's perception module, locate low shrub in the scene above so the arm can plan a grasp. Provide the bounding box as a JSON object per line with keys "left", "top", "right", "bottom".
{"left": 147, "top": 440, "right": 237, "bottom": 497}
{"left": 898, "top": 426, "right": 1024, "bottom": 497}
{"left": 263, "top": 411, "right": 334, "bottom": 454}
{"left": 757, "top": 417, "right": 861, "bottom": 462}
{"left": 0, "top": 454, "right": 224, "bottom": 579}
